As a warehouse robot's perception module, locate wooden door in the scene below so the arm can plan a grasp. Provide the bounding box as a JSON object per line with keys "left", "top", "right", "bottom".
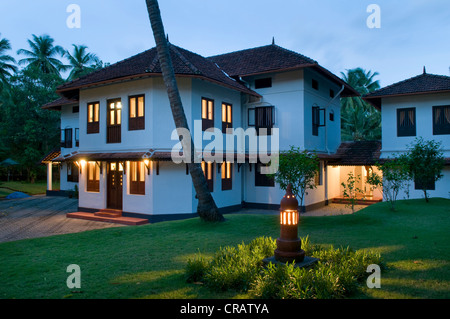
{"left": 107, "top": 162, "right": 123, "bottom": 210}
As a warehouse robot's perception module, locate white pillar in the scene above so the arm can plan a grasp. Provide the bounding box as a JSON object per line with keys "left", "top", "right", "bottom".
{"left": 47, "top": 163, "right": 52, "bottom": 191}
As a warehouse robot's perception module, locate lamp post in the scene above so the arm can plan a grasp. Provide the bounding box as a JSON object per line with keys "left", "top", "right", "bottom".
{"left": 274, "top": 184, "right": 305, "bottom": 263}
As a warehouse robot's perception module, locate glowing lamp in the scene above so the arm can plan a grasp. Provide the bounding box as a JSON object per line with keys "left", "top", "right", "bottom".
{"left": 274, "top": 184, "right": 305, "bottom": 263}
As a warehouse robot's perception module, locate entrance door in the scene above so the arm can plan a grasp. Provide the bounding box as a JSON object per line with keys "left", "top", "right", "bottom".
{"left": 107, "top": 162, "right": 123, "bottom": 210}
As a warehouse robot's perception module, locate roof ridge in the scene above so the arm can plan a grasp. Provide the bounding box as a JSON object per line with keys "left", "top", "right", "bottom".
{"left": 168, "top": 44, "right": 202, "bottom": 75}
{"left": 365, "top": 72, "right": 450, "bottom": 97}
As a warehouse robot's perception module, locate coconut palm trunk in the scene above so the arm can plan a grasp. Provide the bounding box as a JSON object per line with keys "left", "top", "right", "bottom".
{"left": 145, "top": 0, "right": 224, "bottom": 222}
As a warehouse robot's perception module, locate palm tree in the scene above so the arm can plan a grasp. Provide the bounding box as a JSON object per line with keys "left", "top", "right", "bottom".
{"left": 341, "top": 68, "right": 381, "bottom": 141}
{"left": 145, "top": 0, "right": 224, "bottom": 222}
{"left": 17, "top": 34, "right": 68, "bottom": 75}
{"left": 65, "top": 44, "right": 101, "bottom": 81}
{"left": 0, "top": 34, "right": 17, "bottom": 86}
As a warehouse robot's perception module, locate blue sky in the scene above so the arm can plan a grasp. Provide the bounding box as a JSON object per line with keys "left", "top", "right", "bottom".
{"left": 1, "top": 0, "right": 449, "bottom": 87}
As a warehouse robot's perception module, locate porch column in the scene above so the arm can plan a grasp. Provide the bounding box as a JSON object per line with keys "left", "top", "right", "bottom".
{"left": 47, "top": 163, "right": 52, "bottom": 191}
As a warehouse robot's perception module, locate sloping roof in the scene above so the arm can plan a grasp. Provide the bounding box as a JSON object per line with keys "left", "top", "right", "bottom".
{"left": 328, "top": 140, "right": 382, "bottom": 166}
{"left": 364, "top": 72, "right": 450, "bottom": 108}
{"left": 57, "top": 44, "right": 259, "bottom": 99}
{"left": 209, "top": 44, "right": 359, "bottom": 97}
{"left": 40, "top": 149, "right": 61, "bottom": 164}
{"left": 41, "top": 97, "right": 78, "bottom": 111}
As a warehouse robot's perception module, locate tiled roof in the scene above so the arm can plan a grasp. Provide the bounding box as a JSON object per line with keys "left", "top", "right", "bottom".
{"left": 57, "top": 44, "right": 259, "bottom": 98}
{"left": 364, "top": 72, "right": 450, "bottom": 107}
{"left": 209, "top": 44, "right": 317, "bottom": 77}
{"left": 209, "top": 44, "right": 359, "bottom": 97}
{"left": 41, "top": 97, "right": 78, "bottom": 110}
{"left": 40, "top": 149, "right": 61, "bottom": 163}
{"left": 328, "top": 140, "right": 382, "bottom": 166}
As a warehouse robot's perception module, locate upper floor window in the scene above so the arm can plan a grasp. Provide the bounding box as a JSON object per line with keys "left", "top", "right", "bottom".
{"left": 201, "top": 161, "right": 214, "bottom": 192}
{"left": 312, "top": 79, "right": 319, "bottom": 90}
{"left": 397, "top": 107, "right": 416, "bottom": 137}
{"left": 248, "top": 106, "right": 275, "bottom": 135}
{"left": 130, "top": 161, "right": 145, "bottom": 195}
{"left": 129, "top": 95, "right": 145, "bottom": 131}
{"left": 87, "top": 102, "right": 100, "bottom": 134}
{"left": 107, "top": 99, "right": 122, "bottom": 143}
{"left": 433, "top": 105, "right": 450, "bottom": 135}
{"left": 221, "top": 161, "right": 232, "bottom": 191}
{"left": 222, "top": 103, "right": 232, "bottom": 133}
{"left": 61, "top": 128, "right": 73, "bottom": 148}
{"left": 312, "top": 106, "right": 325, "bottom": 136}
{"left": 201, "top": 98, "right": 214, "bottom": 131}
{"left": 255, "top": 77, "right": 272, "bottom": 89}
{"left": 75, "top": 128, "right": 79, "bottom": 147}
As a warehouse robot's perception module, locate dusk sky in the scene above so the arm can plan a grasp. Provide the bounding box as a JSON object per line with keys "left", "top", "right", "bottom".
{"left": 1, "top": 0, "right": 449, "bottom": 87}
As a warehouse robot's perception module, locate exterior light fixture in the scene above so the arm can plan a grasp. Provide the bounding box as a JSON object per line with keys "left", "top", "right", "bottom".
{"left": 143, "top": 159, "right": 151, "bottom": 175}
{"left": 274, "top": 184, "right": 305, "bottom": 263}
{"left": 78, "top": 160, "right": 87, "bottom": 174}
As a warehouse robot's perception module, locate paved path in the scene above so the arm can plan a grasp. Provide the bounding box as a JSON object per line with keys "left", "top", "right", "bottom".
{"left": 0, "top": 195, "right": 365, "bottom": 244}
{"left": 0, "top": 195, "right": 122, "bottom": 243}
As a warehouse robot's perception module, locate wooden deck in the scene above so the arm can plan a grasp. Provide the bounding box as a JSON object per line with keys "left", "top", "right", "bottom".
{"left": 67, "top": 211, "right": 148, "bottom": 226}
{"left": 331, "top": 196, "right": 382, "bottom": 205}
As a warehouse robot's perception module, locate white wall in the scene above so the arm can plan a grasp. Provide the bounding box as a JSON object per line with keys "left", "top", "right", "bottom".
{"left": 381, "top": 92, "right": 450, "bottom": 159}
{"left": 303, "top": 68, "right": 342, "bottom": 154}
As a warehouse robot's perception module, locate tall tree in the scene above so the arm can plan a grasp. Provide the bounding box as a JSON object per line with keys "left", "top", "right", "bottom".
{"left": 17, "top": 34, "right": 68, "bottom": 76}
{"left": 341, "top": 68, "right": 381, "bottom": 141}
{"left": 65, "top": 44, "right": 101, "bottom": 81}
{"left": 145, "top": 0, "right": 224, "bottom": 222}
{"left": 0, "top": 34, "right": 18, "bottom": 86}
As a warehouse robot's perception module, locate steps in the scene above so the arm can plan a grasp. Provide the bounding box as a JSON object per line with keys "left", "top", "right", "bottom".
{"left": 331, "top": 197, "right": 382, "bottom": 206}
{"left": 67, "top": 210, "right": 148, "bottom": 226}
{"left": 94, "top": 209, "right": 122, "bottom": 218}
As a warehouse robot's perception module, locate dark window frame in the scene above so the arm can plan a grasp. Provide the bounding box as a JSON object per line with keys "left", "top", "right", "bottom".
{"left": 201, "top": 97, "right": 214, "bottom": 131}
{"left": 75, "top": 128, "right": 79, "bottom": 147}
{"left": 221, "top": 161, "right": 232, "bottom": 191}
{"left": 87, "top": 102, "right": 100, "bottom": 134}
{"left": 414, "top": 176, "right": 435, "bottom": 191}
{"left": 255, "top": 162, "right": 275, "bottom": 187}
{"left": 255, "top": 77, "right": 272, "bottom": 89}
{"left": 254, "top": 106, "right": 275, "bottom": 135}
{"left": 86, "top": 162, "right": 100, "bottom": 192}
{"left": 222, "top": 102, "right": 233, "bottom": 133}
{"left": 312, "top": 106, "right": 325, "bottom": 136}
{"left": 61, "top": 128, "right": 73, "bottom": 148}
{"left": 67, "top": 162, "right": 79, "bottom": 183}
{"left": 129, "top": 95, "right": 145, "bottom": 131}
{"left": 201, "top": 161, "right": 214, "bottom": 192}
{"left": 107, "top": 98, "right": 122, "bottom": 144}
{"left": 397, "top": 107, "right": 416, "bottom": 137}
{"left": 433, "top": 105, "right": 450, "bottom": 135}
{"left": 312, "top": 79, "right": 319, "bottom": 90}
{"left": 129, "top": 161, "right": 145, "bottom": 195}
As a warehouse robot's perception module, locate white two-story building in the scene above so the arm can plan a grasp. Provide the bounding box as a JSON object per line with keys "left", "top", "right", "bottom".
{"left": 364, "top": 70, "right": 450, "bottom": 199}
{"left": 42, "top": 42, "right": 364, "bottom": 222}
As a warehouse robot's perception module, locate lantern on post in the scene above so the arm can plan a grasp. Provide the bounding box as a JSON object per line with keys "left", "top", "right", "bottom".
{"left": 274, "top": 184, "right": 305, "bottom": 263}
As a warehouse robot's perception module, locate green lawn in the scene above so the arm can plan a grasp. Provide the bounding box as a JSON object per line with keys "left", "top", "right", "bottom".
{"left": 0, "top": 198, "right": 448, "bottom": 299}
{"left": 0, "top": 180, "right": 59, "bottom": 197}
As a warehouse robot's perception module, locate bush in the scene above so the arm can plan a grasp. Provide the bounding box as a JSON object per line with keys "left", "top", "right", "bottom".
{"left": 185, "top": 236, "right": 383, "bottom": 299}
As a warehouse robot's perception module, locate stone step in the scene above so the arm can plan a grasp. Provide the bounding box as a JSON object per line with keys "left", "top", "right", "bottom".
{"left": 67, "top": 212, "right": 148, "bottom": 226}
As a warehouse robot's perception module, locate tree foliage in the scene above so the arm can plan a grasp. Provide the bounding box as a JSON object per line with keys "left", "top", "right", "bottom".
{"left": 405, "top": 137, "right": 444, "bottom": 202}
{"left": 272, "top": 146, "right": 319, "bottom": 210}
{"left": 341, "top": 68, "right": 381, "bottom": 141}
{"left": 0, "top": 34, "right": 104, "bottom": 182}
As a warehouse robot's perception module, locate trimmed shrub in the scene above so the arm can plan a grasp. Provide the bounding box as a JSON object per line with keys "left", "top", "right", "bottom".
{"left": 185, "top": 236, "right": 383, "bottom": 299}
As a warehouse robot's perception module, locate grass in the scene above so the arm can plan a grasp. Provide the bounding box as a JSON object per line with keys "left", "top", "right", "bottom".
{"left": 0, "top": 198, "right": 448, "bottom": 299}
{"left": 0, "top": 180, "right": 60, "bottom": 198}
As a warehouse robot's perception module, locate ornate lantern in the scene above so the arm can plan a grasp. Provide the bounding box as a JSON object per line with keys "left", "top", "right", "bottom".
{"left": 274, "top": 184, "right": 305, "bottom": 263}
